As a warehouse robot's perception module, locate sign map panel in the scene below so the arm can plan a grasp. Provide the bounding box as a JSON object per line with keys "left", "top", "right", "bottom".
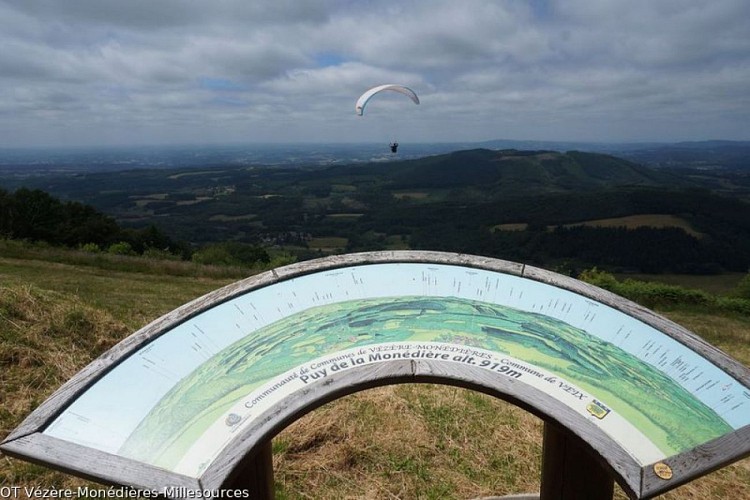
{"left": 41, "top": 262, "right": 750, "bottom": 478}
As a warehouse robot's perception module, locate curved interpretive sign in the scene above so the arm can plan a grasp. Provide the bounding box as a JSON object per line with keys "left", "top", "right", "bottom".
{"left": 2, "top": 251, "right": 750, "bottom": 499}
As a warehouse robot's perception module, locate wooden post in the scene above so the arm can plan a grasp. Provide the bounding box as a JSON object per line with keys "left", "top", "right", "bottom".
{"left": 539, "top": 423, "right": 614, "bottom": 500}
{"left": 221, "top": 440, "right": 275, "bottom": 500}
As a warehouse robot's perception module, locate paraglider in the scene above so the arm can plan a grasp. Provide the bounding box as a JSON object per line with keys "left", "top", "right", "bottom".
{"left": 355, "top": 84, "right": 419, "bottom": 153}
{"left": 355, "top": 84, "right": 420, "bottom": 116}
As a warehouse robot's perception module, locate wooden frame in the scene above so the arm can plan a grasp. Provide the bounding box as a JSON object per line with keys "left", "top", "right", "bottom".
{"left": 3, "top": 251, "right": 750, "bottom": 499}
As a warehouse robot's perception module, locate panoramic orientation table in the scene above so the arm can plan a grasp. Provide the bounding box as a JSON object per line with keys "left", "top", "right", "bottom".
{"left": 3, "top": 251, "right": 750, "bottom": 499}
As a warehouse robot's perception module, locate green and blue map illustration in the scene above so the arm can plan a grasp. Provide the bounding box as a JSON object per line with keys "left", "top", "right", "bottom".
{"left": 117, "top": 296, "right": 731, "bottom": 471}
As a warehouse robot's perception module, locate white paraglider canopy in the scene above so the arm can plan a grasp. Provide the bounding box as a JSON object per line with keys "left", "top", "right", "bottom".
{"left": 355, "top": 84, "right": 420, "bottom": 116}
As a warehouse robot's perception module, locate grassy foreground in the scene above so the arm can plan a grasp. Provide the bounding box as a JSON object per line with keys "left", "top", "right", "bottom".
{"left": 1, "top": 254, "right": 749, "bottom": 499}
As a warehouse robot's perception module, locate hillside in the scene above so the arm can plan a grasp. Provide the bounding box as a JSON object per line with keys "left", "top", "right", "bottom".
{"left": 0, "top": 148, "right": 686, "bottom": 204}
{"left": 1, "top": 148, "right": 749, "bottom": 274}
{"left": 321, "top": 148, "right": 682, "bottom": 193}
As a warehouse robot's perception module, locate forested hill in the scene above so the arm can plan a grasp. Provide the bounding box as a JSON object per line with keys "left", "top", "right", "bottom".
{"left": 321, "top": 149, "right": 685, "bottom": 194}
{"left": 2, "top": 147, "right": 748, "bottom": 274}
{"left": 0, "top": 148, "right": 688, "bottom": 202}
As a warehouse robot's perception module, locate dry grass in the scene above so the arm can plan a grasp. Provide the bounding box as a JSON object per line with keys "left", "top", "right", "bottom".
{"left": 662, "top": 310, "right": 750, "bottom": 382}
{"left": 273, "top": 385, "right": 750, "bottom": 500}
{"left": 0, "top": 256, "right": 236, "bottom": 330}
{"left": 0, "top": 285, "right": 129, "bottom": 491}
{"left": 274, "top": 385, "right": 543, "bottom": 499}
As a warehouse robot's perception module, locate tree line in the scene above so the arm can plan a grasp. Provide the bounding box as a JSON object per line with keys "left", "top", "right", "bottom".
{"left": 0, "top": 188, "right": 183, "bottom": 255}
{"left": 0, "top": 188, "right": 270, "bottom": 267}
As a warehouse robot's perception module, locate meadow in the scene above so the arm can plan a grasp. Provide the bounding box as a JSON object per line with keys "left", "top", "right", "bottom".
{"left": 1, "top": 249, "right": 749, "bottom": 499}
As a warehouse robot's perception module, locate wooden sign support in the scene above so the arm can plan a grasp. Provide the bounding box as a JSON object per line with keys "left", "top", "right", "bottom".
{"left": 540, "top": 423, "right": 614, "bottom": 500}
{"left": 3, "top": 251, "right": 750, "bottom": 499}
{"left": 222, "top": 441, "right": 274, "bottom": 499}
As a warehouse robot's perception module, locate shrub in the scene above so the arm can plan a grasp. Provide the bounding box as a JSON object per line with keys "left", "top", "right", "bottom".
{"left": 617, "top": 279, "right": 711, "bottom": 308}
{"left": 268, "top": 251, "right": 297, "bottom": 269}
{"left": 578, "top": 267, "right": 750, "bottom": 314}
{"left": 79, "top": 243, "right": 101, "bottom": 253}
{"left": 191, "top": 242, "right": 270, "bottom": 267}
{"left": 735, "top": 273, "right": 750, "bottom": 300}
{"left": 107, "top": 241, "right": 135, "bottom": 256}
{"left": 191, "top": 245, "right": 237, "bottom": 266}
{"left": 577, "top": 268, "right": 619, "bottom": 290}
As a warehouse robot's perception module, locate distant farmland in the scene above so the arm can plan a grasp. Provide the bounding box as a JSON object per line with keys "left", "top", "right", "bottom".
{"left": 493, "top": 214, "right": 702, "bottom": 238}
{"left": 562, "top": 214, "right": 703, "bottom": 237}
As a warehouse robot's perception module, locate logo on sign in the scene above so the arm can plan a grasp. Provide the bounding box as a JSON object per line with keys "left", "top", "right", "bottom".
{"left": 586, "top": 399, "right": 611, "bottom": 420}
{"left": 225, "top": 413, "right": 242, "bottom": 426}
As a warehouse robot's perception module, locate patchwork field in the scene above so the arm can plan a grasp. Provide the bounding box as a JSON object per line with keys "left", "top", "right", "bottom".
{"left": 494, "top": 214, "right": 702, "bottom": 238}
{"left": 562, "top": 214, "right": 703, "bottom": 237}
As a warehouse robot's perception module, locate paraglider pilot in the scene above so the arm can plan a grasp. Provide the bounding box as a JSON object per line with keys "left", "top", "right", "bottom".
{"left": 390, "top": 142, "right": 399, "bottom": 153}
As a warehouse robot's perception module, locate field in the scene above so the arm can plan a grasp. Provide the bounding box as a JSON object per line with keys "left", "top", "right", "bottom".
{"left": 493, "top": 214, "right": 704, "bottom": 238}
{"left": 614, "top": 272, "right": 746, "bottom": 295}
{"left": 307, "top": 236, "right": 349, "bottom": 252}
{"left": 561, "top": 214, "right": 703, "bottom": 238}
{"left": 1, "top": 251, "right": 749, "bottom": 499}
{"left": 3, "top": 148, "right": 750, "bottom": 277}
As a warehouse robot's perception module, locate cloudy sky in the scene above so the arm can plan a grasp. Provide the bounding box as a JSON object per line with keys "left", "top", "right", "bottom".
{"left": 1, "top": 0, "right": 749, "bottom": 147}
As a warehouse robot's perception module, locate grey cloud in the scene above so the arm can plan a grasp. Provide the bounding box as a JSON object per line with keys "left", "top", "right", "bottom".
{"left": 0, "top": 0, "right": 748, "bottom": 146}
{"left": 2, "top": 0, "right": 335, "bottom": 30}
